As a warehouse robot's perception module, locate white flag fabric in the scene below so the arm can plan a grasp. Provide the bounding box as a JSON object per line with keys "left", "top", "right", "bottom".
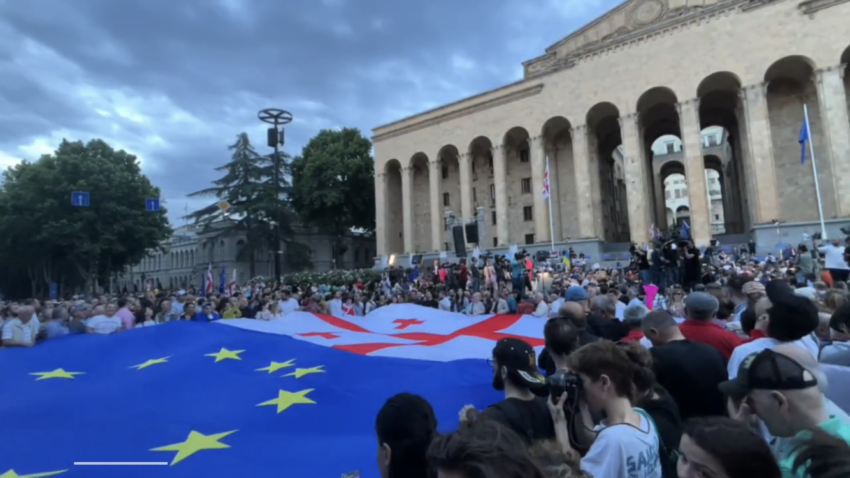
{"left": 542, "top": 157, "right": 551, "bottom": 200}
{"left": 217, "top": 304, "right": 545, "bottom": 362}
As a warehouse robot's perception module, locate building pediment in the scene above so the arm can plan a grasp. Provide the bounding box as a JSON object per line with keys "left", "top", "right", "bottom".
{"left": 524, "top": 0, "right": 739, "bottom": 78}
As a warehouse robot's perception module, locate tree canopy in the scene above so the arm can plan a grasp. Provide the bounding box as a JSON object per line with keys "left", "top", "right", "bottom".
{"left": 187, "top": 133, "right": 310, "bottom": 277}
{"left": 0, "top": 139, "right": 171, "bottom": 298}
{"left": 290, "top": 127, "right": 375, "bottom": 266}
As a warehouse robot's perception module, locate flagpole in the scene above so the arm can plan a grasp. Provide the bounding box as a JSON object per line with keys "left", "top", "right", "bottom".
{"left": 804, "top": 104, "right": 827, "bottom": 240}
{"left": 546, "top": 155, "right": 556, "bottom": 252}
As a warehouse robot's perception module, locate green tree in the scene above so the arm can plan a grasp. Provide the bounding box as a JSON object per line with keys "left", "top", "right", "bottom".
{"left": 0, "top": 139, "right": 171, "bottom": 297}
{"left": 188, "top": 133, "right": 310, "bottom": 277}
{"left": 187, "top": 133, "right": 268, "bottom": 277}
{"left": 290, "top": 127, "right": 375, "bottom": 268}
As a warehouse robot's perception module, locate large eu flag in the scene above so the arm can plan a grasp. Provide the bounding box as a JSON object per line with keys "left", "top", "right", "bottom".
{"left": 0, "top": 322, "right": 499, "bottom": 477}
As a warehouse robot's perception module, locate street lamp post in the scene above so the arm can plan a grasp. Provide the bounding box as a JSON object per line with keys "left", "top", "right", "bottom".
{"left": 258, "top": 108, "right": 293, "bottom": 283}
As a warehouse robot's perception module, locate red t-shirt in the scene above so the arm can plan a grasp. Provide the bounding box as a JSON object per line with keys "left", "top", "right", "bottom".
{"left": 679, "top": 319, "right": 743, "bottom": 360}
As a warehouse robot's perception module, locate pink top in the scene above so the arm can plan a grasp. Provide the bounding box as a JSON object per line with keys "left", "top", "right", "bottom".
{"left": 116, "top": 307, "right": 135, "bottom": 330}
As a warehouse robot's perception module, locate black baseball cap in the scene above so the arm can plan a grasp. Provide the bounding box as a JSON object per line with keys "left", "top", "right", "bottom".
{"left": 492, "top": 338, "right": 546, "bottom": 391}
{"left": 718, "top": 349, "right": 818, "bottom": 397}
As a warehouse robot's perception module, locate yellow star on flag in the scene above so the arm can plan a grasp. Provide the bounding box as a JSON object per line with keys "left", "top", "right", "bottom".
{"left": 0, "top": 469, "right": 67, "bottom": 478}
{"left": 29, "top": 369, "right": 84, "bottom": 381}
{"left": 150, "top": 429, "right": 237, "bottom": 466}
{"left": 204, "top": 348, "right": 244, "bottom": 362}
{"left": 283, "top": 365, "right": 325, "bottom": 378}
{"left": 130, "top": 356, "right": 172, "bottom": 370}
{"left": 255, "top": 359, "right": 296, "bottom": 374}
{"left": 257, "top": 389, "right": 316, "bottom": 413}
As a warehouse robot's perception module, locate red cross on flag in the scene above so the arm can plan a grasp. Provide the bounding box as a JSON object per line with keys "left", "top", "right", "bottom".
{"left": 218, "top": 304, "right": 545, "bottom": 362}
{"left": 542, "top": 156, "right": 551, "bottom": 200}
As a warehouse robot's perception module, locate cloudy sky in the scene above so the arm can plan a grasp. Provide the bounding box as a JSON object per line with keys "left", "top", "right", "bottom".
{"left": 0, "top": 0, "right": 618, "bottom": 225}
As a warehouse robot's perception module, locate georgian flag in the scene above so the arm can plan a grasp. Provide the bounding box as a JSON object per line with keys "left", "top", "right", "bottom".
{"left": 205, "top": 263, "right": 214, "bottom": 295}
{"left": 542, "top": 156, "right": 551, "bottom": 200}
{"left": 227, "top": 268, "right": 237, "bottom": 297}
{"left": 217, "top": 303, "right": 545, "bottom": 362}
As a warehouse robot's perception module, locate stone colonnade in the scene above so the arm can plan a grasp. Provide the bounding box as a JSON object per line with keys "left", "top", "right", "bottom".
{"left": 377, "top": 64, "right": 850, "bottom": 256}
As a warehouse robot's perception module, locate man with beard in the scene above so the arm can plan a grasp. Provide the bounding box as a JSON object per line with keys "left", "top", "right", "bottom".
{"left": 477, "top": 338, "right": 555, "bottom": 443}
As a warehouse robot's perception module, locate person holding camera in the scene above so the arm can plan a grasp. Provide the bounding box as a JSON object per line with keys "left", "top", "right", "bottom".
{"left": 547, "top": 341, "right": 663, "bottom": 478}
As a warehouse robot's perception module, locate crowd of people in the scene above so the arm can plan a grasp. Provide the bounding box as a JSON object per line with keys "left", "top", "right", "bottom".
{"left": 4, "top": 235, "right": 850, "bottom": 477}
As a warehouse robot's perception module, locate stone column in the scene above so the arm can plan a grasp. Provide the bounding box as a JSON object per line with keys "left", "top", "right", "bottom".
{"left": 571, "top": 125, "right": 595, "bottom": 239}
{"left": 458, "top": 153, "right": 474, "bottom": 223}
{"left": 678, "top": 99, "right": 712, "bottom": 246}
{"left": 815, "top": 65, "right": 850, "bottom": 216}
{"left": 375, "top": 172, "right": 387, "bottom": 256}
{"left": 620, "top": 113, "right": 650, "bottom": 245}
{"left": 494, "top": 145, "right": 510, "bottom": 245}
{"left": 740, "top": 84, "right": 778, "bottom": 224}
{"left": 530, "top": 136, "right": 550, "bottom": 243}
{"left": 400, "top": 166, "right": 413, "bottom": 253}
{"left": 653, "top": 170, "right": 667, "bottom": 228}
{"left": 428, "top": 158, "right": 442, "bottom": 252}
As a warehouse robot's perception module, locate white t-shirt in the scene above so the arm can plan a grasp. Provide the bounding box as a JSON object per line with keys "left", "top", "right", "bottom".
{"left": 615, "top": 301, "right": 627, "bottom": 320}
{"left": 727, "top": 335, "right": 820, "bottom": 379}
{"left": 819, "top": 244, "right": 849, "bottom": 270}
{"left": 581, "top": 409, "right": 662, "bottom": 478}
{"left": 279, "top": 298, "right": 299, "bottom": 315}
{"left": 87, "top": 315, "right": 123, "bottom": 334}
{"left": 328, "top": 298, "right": 343, "bottom": 317}
{"left": 1, "top": 319, "right": 36, "bottom": 343}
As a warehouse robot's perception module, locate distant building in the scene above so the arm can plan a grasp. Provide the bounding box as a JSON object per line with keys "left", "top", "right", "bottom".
{"left": 116, "top": 220, "right": 375, "bottom": 291}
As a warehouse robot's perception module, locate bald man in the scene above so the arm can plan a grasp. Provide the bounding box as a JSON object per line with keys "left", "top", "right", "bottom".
{"left": 722, "top": 344, "right": 850, "bottom": 475}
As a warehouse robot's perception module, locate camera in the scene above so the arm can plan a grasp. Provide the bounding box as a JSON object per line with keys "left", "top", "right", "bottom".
{"left": 547, "top": 369, "right": 582, "bottom": 409}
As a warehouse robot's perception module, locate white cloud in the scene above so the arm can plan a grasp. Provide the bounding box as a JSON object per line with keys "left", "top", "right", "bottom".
{"left": 451, "top": 54, "right": 476, "bottom": 71}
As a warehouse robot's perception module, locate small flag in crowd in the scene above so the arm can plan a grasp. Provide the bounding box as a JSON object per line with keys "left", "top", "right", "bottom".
{"left": 227, "top": 268, "right": 237, "bottom": 296}
{"left": 205, "top": 264, "right": 214, "bottom": 296}
{"left": 542, "top": 157, "right": 551, "bottom": 200}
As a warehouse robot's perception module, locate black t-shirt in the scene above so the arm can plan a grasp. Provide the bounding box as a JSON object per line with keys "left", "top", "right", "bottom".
{"left": 418, "top": 299, "right": 438, "bottom": 309}
{"left": 637, "top": 252, "right": 650, "bottom": 270}
{"left": 650, "top": 339, "right": 728, "bottom": 420}
{"left": 480, "top": 397, "right": 555, "bottom": 444}
{"left": 637, "top": 387, "right": 682, "bottom": 478}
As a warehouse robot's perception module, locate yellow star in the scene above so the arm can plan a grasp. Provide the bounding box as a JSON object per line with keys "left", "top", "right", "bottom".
{"left": 204, "top": 348, "right": 244, "bottom": 362}
{"left": 130, "top": 356, "right": 172, "bottom": 370}
{"left": 283, "top": 365, "right": 325, "bottom": 378}
{"left": 255, "top": 359, "right": 295, "bottom": 374}
{"left": 257, "top": 389, "right": 316, "bottom": 413}
{"left": 29, "top": 369, "right": 84, "bottom": 381}
{"left": 0, "top": 469, "right": 67, "bottom": 478}
{"left": 150, "top": 430, "right": 237, "bottom": 466}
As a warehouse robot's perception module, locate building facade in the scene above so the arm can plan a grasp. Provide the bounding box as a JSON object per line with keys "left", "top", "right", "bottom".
{"left": 117, "top": 221, "right": 376, "bottom": 291}
{"left": 372, "top": 0, "right": 850, "bottom": 263}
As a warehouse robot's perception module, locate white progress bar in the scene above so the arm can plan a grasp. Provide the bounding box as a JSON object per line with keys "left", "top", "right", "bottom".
{"left": 74, "top": 462, "right": 168, "bottom": 466}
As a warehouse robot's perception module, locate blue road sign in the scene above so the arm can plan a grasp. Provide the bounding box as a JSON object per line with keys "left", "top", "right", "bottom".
{"left": 145, "top": 198, "right": 160, "bottom": 212}
{"left": 71, "top": 191, "right": 90, "bottom": 207}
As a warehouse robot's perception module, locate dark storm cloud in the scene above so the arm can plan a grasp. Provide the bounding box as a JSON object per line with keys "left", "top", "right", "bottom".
{"left": 0, "top": 0, "right": 616, "bottom": 222}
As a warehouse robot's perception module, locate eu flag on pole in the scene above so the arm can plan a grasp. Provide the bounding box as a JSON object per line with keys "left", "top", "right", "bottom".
{"left": 0, "top": 321, "right": 498, "bottom": 477}
{"left": 799, "top": 114, "right": 810, "bottom": 164}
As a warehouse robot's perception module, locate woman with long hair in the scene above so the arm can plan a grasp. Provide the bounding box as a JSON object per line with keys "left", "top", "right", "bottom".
{"left": 678, "top": 416, "right": 780, "bottom": 478}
